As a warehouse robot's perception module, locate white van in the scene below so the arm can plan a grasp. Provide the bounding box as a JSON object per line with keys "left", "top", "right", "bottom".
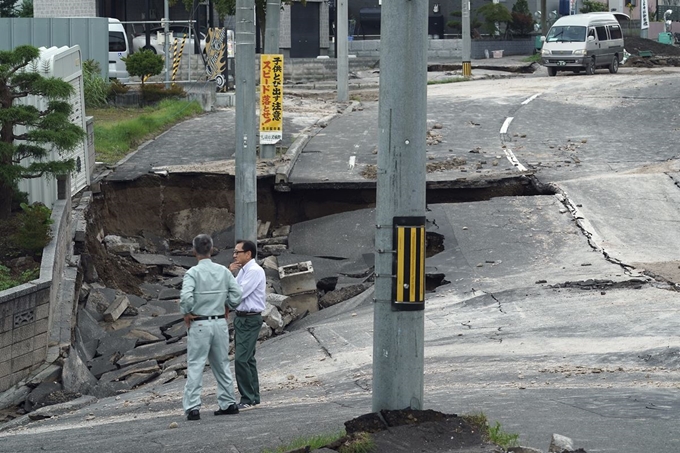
{"left": 108, "top": 18, "right": 130, "bottom": 83}
{"left": 541, "top": 12, "right": 628, "bottom": 76}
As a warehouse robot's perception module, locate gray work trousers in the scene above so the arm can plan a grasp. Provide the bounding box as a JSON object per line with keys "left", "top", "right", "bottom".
{"left": 183, "top": 318, "right": 236, "bottom": 413}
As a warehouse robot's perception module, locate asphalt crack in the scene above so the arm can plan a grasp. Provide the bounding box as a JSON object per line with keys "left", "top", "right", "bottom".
{"left": 307, "top": 327, "right": 333, "bottom": 358}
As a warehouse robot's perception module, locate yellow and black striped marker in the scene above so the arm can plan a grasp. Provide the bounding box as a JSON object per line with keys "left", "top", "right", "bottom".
{"left": 462, "top": 61, "right": 471, "bottom": 77}
{"left": 172, "top": 34, "right": 187, "bottom": 83}
{"left": 393, "top": 216, "right": 426, "bottom": 311}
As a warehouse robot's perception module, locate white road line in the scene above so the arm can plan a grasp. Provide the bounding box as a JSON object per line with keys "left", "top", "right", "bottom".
{"left": 504, "top": 147, "right": 527, "bottom": 172}
{"left": 500, "top": 117, "right": 513, "bottom": 135}
{"left": 521, "top": 93, "right": 541, "bottom": 105}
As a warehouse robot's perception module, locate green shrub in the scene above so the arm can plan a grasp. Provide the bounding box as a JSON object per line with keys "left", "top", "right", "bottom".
{"left": 11, "top": 202, "right": 53, "bottom": 256}
{"left": 107, "top": 79, "right": 130, "bottom": 100}
{"left": 123, "top": 51, "right": 164, "bottom": 87}
{"left": 141, "top": 83, "right": 187, "bottom": 103}
{"left": 0, "top": 264, "right": 39, "bottom": 291}
{"left": 580, "top": 0, "right": 609, "bottom": 12}
{"left": 83, "top": 59, "right": 111, "bottom": 109}
{"left": 510, "top": 0, "right": 534, "bottom": 36}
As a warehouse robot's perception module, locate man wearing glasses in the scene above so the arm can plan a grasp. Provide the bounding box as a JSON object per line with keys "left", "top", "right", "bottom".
{"left": 180, "top": 234, "right": 242, "bottom": 421}
{"left": 229, "top": 239, "right": 266, "bottom": 410}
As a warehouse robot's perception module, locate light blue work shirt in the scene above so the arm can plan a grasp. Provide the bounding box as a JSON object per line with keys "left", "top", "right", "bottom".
{"left": 235, "top": 259, "right": 266, "bottom": 313}
{"left": 180, "top": 259, "right": 242, "bottom": 316}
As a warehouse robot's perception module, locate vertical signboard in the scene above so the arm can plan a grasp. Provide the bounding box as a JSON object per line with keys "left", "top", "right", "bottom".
{"left": 260, "top": 54, "right": 284, "bottom": 145}
{"left": 640, "top": 0, "right": 649, "bottom": 30}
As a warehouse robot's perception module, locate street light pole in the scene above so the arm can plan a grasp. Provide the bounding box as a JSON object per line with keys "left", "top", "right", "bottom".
{"left": 164, "top": 0, "right": 170, "bottom": 88}
{"left": 372, "top": 0, "right": 427, "bottom": 412}
{"left": 235, "top": 0, "right": 258, "bottom": 244}
{"left": 462, "top": 0, "right": 471, "bottom": 77}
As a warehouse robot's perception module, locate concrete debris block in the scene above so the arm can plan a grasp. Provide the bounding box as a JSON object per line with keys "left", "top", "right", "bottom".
{"left": 258, "top": 236, "right": 288, "bottom": 246}
{"left": 103, "top": 235, "right": 140, "bottom": 256}
{"left": 148, "top": 300, "right": 181, "bottom": 314}
{"left": 279, "top": 261, "right": 316, "bottom": 296}
{"left": 158, "top": 288, "right": 181, "bottom": 301}
{"left": 95, "top": 335, "right": 137, "bottom": 359}
{"left": 136, "top": 303, "right": 167, "bottom": 318}
{"left": 258, "top": 322, "right": 273, "bottom": 341}
{"left": 122, "top": 327, "right": 165, "bottom": 345}
{"left": 99, "top": 359, "right": 160, "bottom": 384}
{"left": 27, "top": 364, "right": 63, "bottom": 386}
{"left": 85, "top": 287, "right": 118, "bottom": 319}
{"left": 122, "top": 305, "right": 139, "bottom": 316}
{"left": 131, "top": 253, "right": 173, "bottom": 266}
{"left": 282, "top": 291, "right": 319, "bottom": 314}
{"left": 0, "top": 384, "right": 31, "bottom": 411}
{"left": 24, "top": 381, "right": 62, "bottom": 412}
{"left": 117, "top": 338, "right": 187, "bottom": 367}
{"left": 508, "top": 447, "right": 544, "bottom": 453}
{"left": 80, "top": 253, "right": 99, "bottom": 283}
{"left": 79, "top": 282, "right": 91, "bottom": 303}
{"left": 104, "top": 295, "right": 131, "bottom": 322}
{"left": 262, "top": 255, "right": 279, "bottom": 271}
{"left": 75, "top": 326, "right": 98, "bottom": 363}
{"left": 62, "top": 348, "right": 98, "bottom": 394}
{"left": 127, "top": 294, "right": 148, "bottom": 308}
{"left": 164, "top": 322, "right": 187, "bottom": 340}
{"left": 319, "top": 283, "right": 372, "bottom": 309}
{"left": 549, "top": 434, "right": 575, "bottom": 453}
{"left": 262, "top": 302, "right": 284, "bottom": 332}
{"left": 126, "top": 372, "right": 160, "bottom": 389}
{"left": 162, "top": 354, "right": 187, "bottom": 372}
{"left": 257, "top": 220, "right": 271, "bottom": 239}
{"left": 272, "top": 225, "right": 291, "bottom": 237}
{"left": 87, "top": 380, "right": 130, "bottom": 398}
{"left": 149, "top": 369, "right": 178, "bottom": 387}
{"left": 162, "top": 276, "right": 184, "bottom": 289}
{"left": 27, "top": 395, "right": 97, "bottom": 421}
{"left": 266, "top": 293, "right": 290, "bottom": 309}
{"left": 88, "top": 355, "right": 119, "bottom": 379}
{"left": 140, "top": 283, "right": 166, "bottom": 300}
{"left": 261, "top": 244, "right": 287, "bottom": 256}
{"left": 163, "top": 266, "right": 187, "bottom": 277}
{"left": 139, "top": 231, "right": 170, "bottom": 254}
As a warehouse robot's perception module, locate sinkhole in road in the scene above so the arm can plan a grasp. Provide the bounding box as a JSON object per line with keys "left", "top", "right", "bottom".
{"left": 85, "top": 173, "right": 544, "bottom": 295}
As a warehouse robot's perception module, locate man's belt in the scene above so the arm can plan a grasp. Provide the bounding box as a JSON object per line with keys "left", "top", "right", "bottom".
{"left": 192, "top": 315, "right": 226, "bottom": 321}
{"left": 236, "top": 311, "right": 261, "bottom": 317}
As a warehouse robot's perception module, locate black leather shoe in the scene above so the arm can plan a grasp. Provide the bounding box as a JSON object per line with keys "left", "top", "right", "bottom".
{"left": 214, "top": 403, "right": 239, "bottom": 415}
{"left": 187, "top": 409, "right": 200, "bottom": 420}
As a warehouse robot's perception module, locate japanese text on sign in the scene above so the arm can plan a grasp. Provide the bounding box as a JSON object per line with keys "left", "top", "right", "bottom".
{"left": 260, "top": 54, "right": 284, "bottom": 145}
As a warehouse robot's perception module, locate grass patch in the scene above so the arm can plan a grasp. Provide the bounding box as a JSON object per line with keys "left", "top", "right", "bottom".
{"left": 523, "top": 53, "right": 542, "bottom": 63}
{"left": 261, "top": 431, "right": 345, "bottom": 453}
{"left": 428, "top": 77, "right": 469, "bottom": 85}
{"left": 0, "top": 265, "right": 39, "bottom": 291}
{"left": 91, "top": 99, "right": 203, "bottom": 164}
{"left": 462, "top": 413, "right": 519, "bottom": 449}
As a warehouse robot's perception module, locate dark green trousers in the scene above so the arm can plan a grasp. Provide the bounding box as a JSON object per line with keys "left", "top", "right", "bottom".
{"left": 234, "top": 314, "right": 262, "bottom": 405}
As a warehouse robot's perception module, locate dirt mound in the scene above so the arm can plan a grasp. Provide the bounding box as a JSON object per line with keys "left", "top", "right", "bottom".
{"left": 625, "top": 36, "right": 680, "bottom": 57}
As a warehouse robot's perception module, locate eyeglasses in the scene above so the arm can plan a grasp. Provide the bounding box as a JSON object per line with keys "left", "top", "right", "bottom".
{"left": 233, "top": 250, "right": 246, "bottom": 255}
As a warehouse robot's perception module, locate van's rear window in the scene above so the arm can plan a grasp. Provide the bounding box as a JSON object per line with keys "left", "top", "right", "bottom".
{"left": 109, "top": 32, "right": 127, "bottom": 52}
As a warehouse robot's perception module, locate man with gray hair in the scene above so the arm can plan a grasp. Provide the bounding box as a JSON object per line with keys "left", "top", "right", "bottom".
{"left": 180, "top": 234, "right": 242, "bottom": 421}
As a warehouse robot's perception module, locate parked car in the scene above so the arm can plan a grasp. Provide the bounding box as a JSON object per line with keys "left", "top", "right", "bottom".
{"left": 131, "top": 25, "right": 206, "bottom": 55}
{"left": 108, "top": 18, "right": 130, "bottom": 83}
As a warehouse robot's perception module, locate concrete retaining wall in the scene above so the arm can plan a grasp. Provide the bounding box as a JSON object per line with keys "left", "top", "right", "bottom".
{"left": 0, "top": 197, "right": 72, "bottom": 393}
{"left": 348, "top": 38, "right": 535, "bottom": 60}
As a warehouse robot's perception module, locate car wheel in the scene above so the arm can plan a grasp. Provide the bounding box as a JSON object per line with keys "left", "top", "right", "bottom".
{"left": 585, "top": 58, "right": 595, "bottom": 75}
{"left": 547, "top": 66, "right": 557, "bottom": 77}
{"left": 572, "top": 69, "right": 581, "bottom": 74}
{"left": 143, "top": 45, "right": 157, "bottom": 54}
{"left": 214, "top": 75, "right": 226, "bottom": 88}
{"left": 609, "top": 56, "right": 619, "bottom": 74}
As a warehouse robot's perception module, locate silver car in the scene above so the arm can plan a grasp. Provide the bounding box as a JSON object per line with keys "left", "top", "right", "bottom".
{"left": 131, "top": 25, "right": 206, "bottom": 55}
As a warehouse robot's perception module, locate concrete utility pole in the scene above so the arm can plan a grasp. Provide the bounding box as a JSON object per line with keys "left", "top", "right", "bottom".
{"left": 372, "top": 0, "right": 427, "bottom": 412}
{"left": 336, "top": 0, "right": 348, "bottom": 103}
{"left": 462, "top": 0, "right": 471, "bottom": 77}
{"left": 235, "top": 0, "right": 258, "bottom": 244}
{"left": 260, "top": 0, "right": 281, "bottom": 159}
{"left": 540, "top": 0, "right": 547, "bottom": 37}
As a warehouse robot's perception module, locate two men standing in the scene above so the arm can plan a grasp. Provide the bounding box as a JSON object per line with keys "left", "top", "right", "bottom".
{"left": 180, "top": 235, "right": 266, "bottom": 420}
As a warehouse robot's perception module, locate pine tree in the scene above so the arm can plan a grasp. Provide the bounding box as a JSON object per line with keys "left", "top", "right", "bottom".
{"left": 0, "top": 0, "right": 17, "bottom": 17}
{"left": 0, "top": 45, "right": 85, "bottom": 219}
